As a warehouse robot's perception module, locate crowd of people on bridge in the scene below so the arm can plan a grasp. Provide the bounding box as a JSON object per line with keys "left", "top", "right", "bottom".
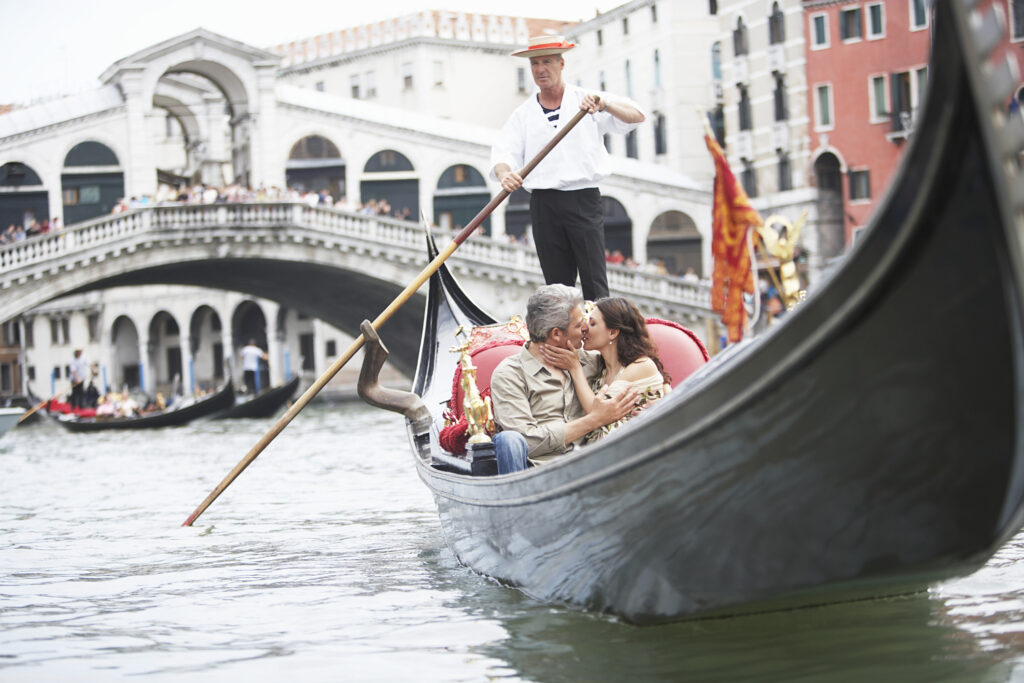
{"left": 109, "top": 183, "right": 413, "bottom": 222}
{"left": 1, "top": 217, "right": 62, "bottom": 245}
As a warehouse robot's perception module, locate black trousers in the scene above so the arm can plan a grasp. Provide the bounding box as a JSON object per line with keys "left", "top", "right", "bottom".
{"left": 529, "top": 188, "right": 609, "bottom": 301}
{"left": 70, "top": 382, "right": 85, "bottom": 409}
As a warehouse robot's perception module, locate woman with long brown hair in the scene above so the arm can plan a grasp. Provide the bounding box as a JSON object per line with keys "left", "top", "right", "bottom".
{"left": 540, "top": 296, "right": 670, "bottom": 442}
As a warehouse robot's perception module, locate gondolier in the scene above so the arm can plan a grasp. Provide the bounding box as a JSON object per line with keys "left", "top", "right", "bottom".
{"left": 491, "top": 35, "right": 645, "bottom": 301}
{"left": 68, "top": 348, "right": 89, "bottom": 410}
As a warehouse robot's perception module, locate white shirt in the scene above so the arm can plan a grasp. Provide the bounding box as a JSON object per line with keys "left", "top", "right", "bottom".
{"left": 241, "top": 345, "right": 264, "bottom": 372}
{"left": 490, "top": 83, "right": 644, "bottom": 192}
{"left": 69, "top": 355, "right": 89, "bottom": 384}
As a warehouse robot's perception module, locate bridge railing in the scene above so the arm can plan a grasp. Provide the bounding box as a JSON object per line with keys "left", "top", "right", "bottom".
{"left": 0, "top": 202, "right": 713, "bottom": 313}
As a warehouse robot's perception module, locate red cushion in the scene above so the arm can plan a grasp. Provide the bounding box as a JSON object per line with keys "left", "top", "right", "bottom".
{"left": 645, "top": 318, "right": 709, "bottom": 388}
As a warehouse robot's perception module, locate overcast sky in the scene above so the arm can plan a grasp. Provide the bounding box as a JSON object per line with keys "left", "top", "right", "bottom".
{"left": 2, "top": 1, "right": 621, "bottom": 105}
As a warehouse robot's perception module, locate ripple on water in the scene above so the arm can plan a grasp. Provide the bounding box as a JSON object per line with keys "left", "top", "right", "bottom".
{"left": 2, "top": 403, "right": 1024, "bottom": 681}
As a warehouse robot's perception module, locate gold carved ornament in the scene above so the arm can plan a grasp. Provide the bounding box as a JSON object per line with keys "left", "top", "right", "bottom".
{"left": 755, "top": 210, "right": 808, "bottom": 311}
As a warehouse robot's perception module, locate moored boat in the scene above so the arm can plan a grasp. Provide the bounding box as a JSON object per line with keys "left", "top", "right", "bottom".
{"left": 0, "top": 407, "right": 25, "bottom": 438}
{"left": 358, "top": 0, "right": 1024, "bottom": 623}
{"left": 56, "top": 380, "right": 235, "bottom": 432}
{"left": 215, "top": 375, "right": 300, "bottom": 419}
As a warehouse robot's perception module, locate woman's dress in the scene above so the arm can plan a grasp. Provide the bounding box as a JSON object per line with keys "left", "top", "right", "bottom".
{"left": 584, "top": 367, "right": 668, "bottom": 443}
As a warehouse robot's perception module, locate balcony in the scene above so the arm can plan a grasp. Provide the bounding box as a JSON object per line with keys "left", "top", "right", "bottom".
{"left": 734, "top": 130, "right": 753, "bottom": 159}
{"left": 886, "top": 107, "right": 917, "bottom": 142}
{"left": 733, "top": 56, "right": 749, "bottom": 84}
{"left": 771, "top": 122, "right": 789, "bottom": 151}
{"left": 767, "top": 44, "right": 785, "bottom": 73}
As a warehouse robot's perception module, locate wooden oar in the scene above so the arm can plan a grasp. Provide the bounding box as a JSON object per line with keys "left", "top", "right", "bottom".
{"left": 182, "top": 107, "right": 589, "bottom": 526}
{"left": 18, "top": 392, "right": 62, "bottom": 424}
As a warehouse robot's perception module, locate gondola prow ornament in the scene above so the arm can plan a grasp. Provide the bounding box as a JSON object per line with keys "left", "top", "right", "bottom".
{"left": 452, "top": 327, "right": 498, "bottom": 475}
{"left": 757, "top": 210, "right": 807, "bottom": 311}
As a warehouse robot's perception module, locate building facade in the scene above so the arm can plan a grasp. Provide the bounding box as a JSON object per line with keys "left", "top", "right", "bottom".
{"left": 3, "top": 285, "right": 389, "bottom": 402}
{"left": 803, "top": 0, "right": 933, "bottom": 247}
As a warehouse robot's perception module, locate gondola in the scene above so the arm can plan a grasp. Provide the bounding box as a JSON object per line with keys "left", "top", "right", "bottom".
{"left": 356, "top": 0, "right": 1024, "bottom": 624}
{"left": 56, "top": 380, "right": 235, "bottom": 432}
{"left": 0, "top": 407, "right": 25, "bottom": 438}
{"left": 215, "top": 375, "right": 300, "bottom": 419}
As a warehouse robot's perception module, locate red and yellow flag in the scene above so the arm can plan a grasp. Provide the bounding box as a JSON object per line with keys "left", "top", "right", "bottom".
{"left": 705, "top": 134, "right": 761, "bottom": 343}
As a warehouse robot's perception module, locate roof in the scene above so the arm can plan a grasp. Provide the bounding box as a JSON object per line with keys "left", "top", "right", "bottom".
{"left": 0, "top": 87, "right": 124, "bottom": 141}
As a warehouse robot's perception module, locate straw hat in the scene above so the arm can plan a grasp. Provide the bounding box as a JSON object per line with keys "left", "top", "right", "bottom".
{"left": 511, "top": 35, "right": 576, "bottom": 58}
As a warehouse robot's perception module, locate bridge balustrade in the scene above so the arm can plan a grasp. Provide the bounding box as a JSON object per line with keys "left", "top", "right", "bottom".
{"left": 0, "top": 202, "right": 714, "bottom": 323}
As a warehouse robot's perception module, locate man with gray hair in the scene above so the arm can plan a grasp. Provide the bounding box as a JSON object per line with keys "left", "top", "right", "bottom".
{"left": 489, "top": 284, "right": 639, "bottom": 473}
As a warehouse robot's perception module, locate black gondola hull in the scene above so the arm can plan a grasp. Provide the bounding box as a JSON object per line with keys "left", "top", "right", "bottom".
{"left": 58, "top": 380, "right": 235, "bottom": 432}
{"left": 215, "top": 375, "right": 300, "bottom": 419}
{"left": 398, "top": 0, "right": 1024, "bottom": 623}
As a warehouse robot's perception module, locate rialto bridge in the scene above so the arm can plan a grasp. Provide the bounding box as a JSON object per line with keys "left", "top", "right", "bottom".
{"left": 0, "top": 24, "right": 720, "bottom": 398}
{"left": 0, "top": 27, "right": 712, "bottom": 277}
{"left": 0, "top": 203, "right": 715, "bottom": 385}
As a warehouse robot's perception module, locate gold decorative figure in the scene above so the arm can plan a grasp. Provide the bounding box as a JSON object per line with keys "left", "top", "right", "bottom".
{"left": 757, "top": 210, "right": 808, "bottom": 311}
{"left": 451, "top": 327, "right": 495, "bottom": 444}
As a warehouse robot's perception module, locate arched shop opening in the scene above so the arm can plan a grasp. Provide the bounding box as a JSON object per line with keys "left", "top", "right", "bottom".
{"left": 286, "top": 135, "right": 345, "bottom": 200}
{"left": 62, "top": 141, "right": 124, "bottom": 224}
{"left": 0, "top": 162, "right": 48, "bottom": 230}
{"left": 361, "top": 149, "right": 418, "bottom": 219}
{"left": 434, "top": 164, "right": 490, "bottom": 234}
{"left": 647, "top": 210, "right": 702, "bottom": 276}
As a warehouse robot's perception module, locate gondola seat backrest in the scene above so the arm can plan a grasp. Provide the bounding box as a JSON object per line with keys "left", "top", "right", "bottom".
{"left": 452, "top": 319, "right": 708, "bottom": 409}
{"left": 449, "top": 319, "right": 708, "bottom": 415}
{"left": 644, "top": 318, "right": 710, "bottom": 388}
{"left": 440, "top": 319, "right": 708, "bottom": 454}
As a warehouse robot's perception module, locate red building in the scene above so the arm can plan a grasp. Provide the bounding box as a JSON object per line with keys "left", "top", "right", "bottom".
{"left": 804, "top": 0, "right": 933, "bottom": 246}
{"left": 804, "top": 0, "right": 1024, "bottom": 247}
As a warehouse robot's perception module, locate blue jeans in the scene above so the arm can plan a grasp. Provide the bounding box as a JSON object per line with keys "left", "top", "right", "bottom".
{"left": 493, "top": 431, "right": 529, "bottom": 474}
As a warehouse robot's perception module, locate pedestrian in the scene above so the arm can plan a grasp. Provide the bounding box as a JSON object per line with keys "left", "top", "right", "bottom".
{"left": 491, "top": 35, "right": 645, "bottom": 301}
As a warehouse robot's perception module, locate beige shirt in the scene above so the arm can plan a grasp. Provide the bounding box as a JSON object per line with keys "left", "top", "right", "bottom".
{"left": 490, "top": 343, "right": 602, "bottom": 462}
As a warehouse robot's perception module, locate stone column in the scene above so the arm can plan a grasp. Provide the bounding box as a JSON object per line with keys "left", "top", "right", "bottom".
{"left": 137, "top": 334, "right": 151, "bottom": 395}
{"left": 118, "top": 68, "right": 158, "bottom": 201}
{"left": 180, "top": 333, "right": 194, "bottom": 395}
{"left": 248, "top": 62, "right": 285, "bottom": 190}
{"left": 221, "top": 326, "right": 235, "bottom": 388}
{"left": 265, "top": 302, "right": 283, "bottom": 387}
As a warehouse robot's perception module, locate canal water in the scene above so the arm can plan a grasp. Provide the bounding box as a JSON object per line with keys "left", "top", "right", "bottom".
{"left": 2, "top": 401, "right": 1023, "bottom": 682}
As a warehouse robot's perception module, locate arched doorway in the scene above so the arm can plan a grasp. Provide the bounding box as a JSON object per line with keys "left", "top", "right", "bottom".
{"left": 111, "top": 316, "right": 141, "bottom": 391}
{"left": 647, "top": 211, "right": 702, "bottom": 276}
{"left": 434, "top": 164, "right": 489, "bottom": 234}
{"left": 814, "top": 152, "right": 845, "bottom": 256}
{"left": 0, "top": 162, "right": 48, "bottom": 231}
{"left": 148, "top": 311, "right": 182, "bottom": 393}
{"left": 231, "top": 300, "right": 268, "bottom": 382}
{"left": 62, "top": 142, "right": 125, "bottom": 224}
{"left": 189, "top": 305, "right": 224, "bottom": 391}
{"left": 361, "top": 149, "right": 418, "bottom": 219}
{"left": 603, "top": 196, "right": 633, "bottom": 259}
{"left": 286, "top": 135, "right": 345, "bottom": 201}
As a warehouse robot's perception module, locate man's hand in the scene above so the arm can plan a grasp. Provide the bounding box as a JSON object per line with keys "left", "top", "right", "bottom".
{"left": 590, "top": 385, "right": 640, "bottom": 427}
{"left": 538, "top": 343, "right": 581, "bottom": 372}
{"left": 581, "top": 93, "right": 606, "bottom": 115}
{"left": 494, "top": 163, "right": 523, "bottom": 193}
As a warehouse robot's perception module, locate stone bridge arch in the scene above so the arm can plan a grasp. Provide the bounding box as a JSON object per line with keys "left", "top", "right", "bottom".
{"left": 99, "top": 28, "right": 282, "bottom": 197}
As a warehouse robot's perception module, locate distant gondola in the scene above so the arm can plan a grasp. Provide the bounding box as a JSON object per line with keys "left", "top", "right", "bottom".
{"left": 0, "top": 407, "right": 25, "bottom": 438}
{"left": 56, "top": 380, "right": 235, "bottom": 432}
{"left": 357, "top": 0, "right": 1024, "bottom": 624}
{"left": 215, "top": 375, "right": 300, "bottom": 419}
